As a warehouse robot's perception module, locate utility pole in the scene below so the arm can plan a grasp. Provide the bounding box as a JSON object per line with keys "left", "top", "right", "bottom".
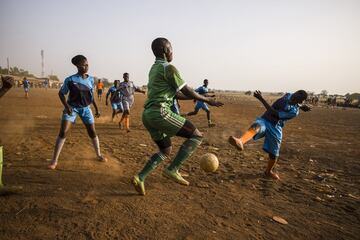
{"left": 41, "top": 50, "right": 44, "bottom": 77}
{"left": 6, "top": 57, "right": 10, "bottom": 74}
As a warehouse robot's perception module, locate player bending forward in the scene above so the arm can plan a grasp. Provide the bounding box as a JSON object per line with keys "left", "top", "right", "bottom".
{"left": 132, "top": 37, "right": 223, "bottom": 195}
{"left": 228, "top": 90, "right": 311, "bottom": 180}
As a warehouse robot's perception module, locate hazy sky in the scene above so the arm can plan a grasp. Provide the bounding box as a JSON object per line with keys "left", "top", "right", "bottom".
{"left": 1, "top": 0, "right": 359, "bottom": 94}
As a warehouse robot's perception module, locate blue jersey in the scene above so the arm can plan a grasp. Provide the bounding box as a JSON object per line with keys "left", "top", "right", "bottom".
{"left": 261, "top": 93, "right": 299, "bottom": 127}
{"left": 60, "top": 74, "right": 94, "bottom": 108}
{"left": 195, "top": 85, "right": 208, "bottom": 95}
{"left": 23, "top": 80, "right": 30, "bottom": 88}
{"left": 107, "top": 86, "right": 122, "bottom": 103}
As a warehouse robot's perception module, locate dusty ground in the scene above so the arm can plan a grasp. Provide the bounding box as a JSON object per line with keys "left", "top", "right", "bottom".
{"left": 0, "top": 88, "right": 359, "bottom": 240}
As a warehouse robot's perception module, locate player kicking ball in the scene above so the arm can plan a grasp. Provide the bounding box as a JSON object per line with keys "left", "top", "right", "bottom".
{"left": 228, "top": 90, "right": 311, "bottom": 180}
{"left": 48, "top": 55, "right": 107, "bottom": 170}
{"left": 132, "top": 37, "right": 223, "bottom": 195}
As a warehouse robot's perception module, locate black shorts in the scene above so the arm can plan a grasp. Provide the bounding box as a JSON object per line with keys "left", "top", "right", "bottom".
{"left": 97, "top": 89, "right": 103, "bottom": 95}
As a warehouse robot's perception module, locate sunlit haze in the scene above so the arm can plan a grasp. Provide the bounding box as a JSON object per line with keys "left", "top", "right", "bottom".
{"left": 1, "top": 0, "right": 359, "bottom": 94}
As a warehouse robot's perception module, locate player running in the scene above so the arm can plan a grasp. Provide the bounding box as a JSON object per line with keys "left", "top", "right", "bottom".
{"left": 96, "top": 79, "right": 104, "bottom": 101}
{"left": 48, "top": 55, "right": 107, "bottom": 170}
{"left": 186, "top": 79, "right": 217, "bottom": 127}
{"left": 228, "top": 90, "right": 311, "bottom": 180}
{"left": 132, "top": 37, "right": 223, "bottom": 195}
{"left": 116, "top": 72, "right": 145, "bottom": 132}
{"left": 106, "top": 80, "right": 123, "bottom": 121}
{"left": 21, "top": 77, "right": 30, "bottom": 99}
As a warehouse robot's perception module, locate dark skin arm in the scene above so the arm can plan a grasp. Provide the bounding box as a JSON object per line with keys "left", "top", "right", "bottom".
{"left": 0, "top": 76, "right": 14, "bottom": 98}
{"left": 253, "top": 90, "right": 278, "bottom": 117}
{"left": 180, "top": 85, "right": 223, "bottom": 107}
{"left": 135, "top": 87, "right": 146, "bottom": 94}
{"left": 105, "top": 91, "right": 111, "bottom": 105}
{"left": 299, "top": 104, "right": 312, "bottom": 112}
{"left": 58, "top": 91, "right": 72, "bottom": 115}
{"left": 92, "top": 99, "right": 100, "bottom": 118}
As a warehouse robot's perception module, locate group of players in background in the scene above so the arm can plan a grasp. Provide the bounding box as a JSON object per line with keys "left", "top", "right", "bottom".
{"left": 0, "top": 37, "right": 312, "bottom": 196}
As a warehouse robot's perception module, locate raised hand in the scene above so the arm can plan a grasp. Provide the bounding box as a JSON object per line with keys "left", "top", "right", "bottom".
{"left": 253, "top": 90, "right": 263, "bottom": 100}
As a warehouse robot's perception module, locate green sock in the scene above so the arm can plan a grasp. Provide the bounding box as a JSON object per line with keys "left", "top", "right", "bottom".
{"left": 138, "top": 152, "right": 167, "bottom": 181}
{"left": 167, "top": 136, "right": 203, "bottom": 171}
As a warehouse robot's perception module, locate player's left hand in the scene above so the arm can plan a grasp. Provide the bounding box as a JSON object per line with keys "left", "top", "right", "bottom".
{"left": 95, "top": 111, "right": 101, "bottom": 118}
{"left": 300, "top": 104, "right": 312, "bottom": 112}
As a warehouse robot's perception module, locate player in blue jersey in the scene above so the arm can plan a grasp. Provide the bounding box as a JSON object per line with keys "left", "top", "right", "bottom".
{"left": 48, "top": 55, "right": 107, "bottom": 170}
{"left": 21, "top": 77, "right": 31, "bottom": 99}
{"left": 186, "top": 79, "right": 216, "bottom": 127}
{"left": 228, "top": 90, "right": 311, "bottom": 180}
{"left": 106, "top": 80, "right": 123, "bottom": 121}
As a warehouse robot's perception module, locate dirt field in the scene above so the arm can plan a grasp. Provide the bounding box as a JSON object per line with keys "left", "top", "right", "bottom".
{"left": 0, "top": 88, "right": 359, "bottom": 240}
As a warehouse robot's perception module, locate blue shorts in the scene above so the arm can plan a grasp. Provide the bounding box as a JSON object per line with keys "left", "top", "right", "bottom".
{"left": 111, "top": 102, "right": 124, "bottom": 111}
{"left": 195, "top": 101, "right": 209, "bottom": 112}
{"left": 253, "top": 117, "right": 283, "bottom": 157}
{"left": 62, "top": 106, "right": 94, "bottom": 125}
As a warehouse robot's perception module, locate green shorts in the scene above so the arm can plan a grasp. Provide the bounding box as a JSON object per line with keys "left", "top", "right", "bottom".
{"left": 142, "top": 106, "right": 186, "bottom": 141}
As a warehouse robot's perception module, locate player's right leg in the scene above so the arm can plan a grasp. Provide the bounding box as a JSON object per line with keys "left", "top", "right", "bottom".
{"left": 48, "top": 120, "right": 72, "bottom": 169}
{"left": 163, "top": 121, "right": 203, "bottom": 186}
{"left": 228, "top": 119, "right": 263, "bottom": 151}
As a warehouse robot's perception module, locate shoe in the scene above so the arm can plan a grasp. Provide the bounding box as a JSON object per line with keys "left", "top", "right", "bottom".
{"left": 163, "top": 168, "right": 189, "bottom": 186}
{"left": 228, "top": 136, "right": 244, "bottom": 151}
{"left": 132, "top": 175, "right": 145, "bottom": 195}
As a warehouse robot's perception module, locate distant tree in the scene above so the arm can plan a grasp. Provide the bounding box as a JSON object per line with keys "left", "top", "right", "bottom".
{"left": 48, "top": 75, "right": 60, "bottom": 81}
{"left": 245, "top": 90, "right": 252, "bottom": 95}
{"left": 321, "top": 90, "right": 328, "bottom": 96}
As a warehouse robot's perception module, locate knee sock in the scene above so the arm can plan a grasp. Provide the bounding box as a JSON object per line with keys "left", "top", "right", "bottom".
{"left": 240, "top": 128, "right": 257, "bottom": 144}
{"left": 138, "top": 152, "right": 167, "bottom": 181}
{"left": 167, "top": 136, "right": 203, "bottom": 171}
{"left": 91, "top": 136, "right": 101, "bottom": 157}
{"left": 51, "top": 136, "right": 66, "bottom": 165}
{"left": 125, "top": 116, "right": 130, "bottom": 129}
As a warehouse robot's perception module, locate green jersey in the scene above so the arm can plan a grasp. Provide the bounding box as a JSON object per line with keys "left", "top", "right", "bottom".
{"left": 144, "top": 58, "right": 186, "bottom": 109}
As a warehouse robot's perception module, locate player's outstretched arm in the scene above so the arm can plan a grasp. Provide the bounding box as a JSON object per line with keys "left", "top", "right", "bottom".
{"left": 0, "top": 76, "right": 14, "bottom": 99}
{"left": 253, "top": 90, "right": 278, "bottom": 117}
{"left": 299, "top": 104, "right": 312, "bottom": 112}
{"left": 181, "top": 85, "right": 223, "bottom": 107}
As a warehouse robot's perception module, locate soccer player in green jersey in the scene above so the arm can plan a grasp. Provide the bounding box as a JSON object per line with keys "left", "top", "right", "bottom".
{"left": 132, "top": 37, "right": 223, "bottom": 195}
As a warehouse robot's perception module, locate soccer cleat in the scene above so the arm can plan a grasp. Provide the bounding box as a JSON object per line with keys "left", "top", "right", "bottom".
{"left": 132, "top": 175, "right": 145, "bottom": 195}
{"left": 163, "top": 168, "right": 189, "bottom": 186}
{"left": 228, "top": 136, "right": 244, "bottom": 151}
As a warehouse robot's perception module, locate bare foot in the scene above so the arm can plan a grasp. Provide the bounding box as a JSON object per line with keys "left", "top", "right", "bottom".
{"left": 265, "top": 171, "right": 280, "bottom": 180}
{"left": 48, "top": 163, "right": 57, "bottom": 170}
{"left": 228, "top": 136, "right": 244, "bottom": 151}
{"left": 97, "top": 155, "right": 108, "bottom": 162}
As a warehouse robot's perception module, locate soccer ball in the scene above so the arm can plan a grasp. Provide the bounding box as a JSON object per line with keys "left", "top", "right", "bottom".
{"left": 200, "top": 153, "right": 219, "bottom": 173}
